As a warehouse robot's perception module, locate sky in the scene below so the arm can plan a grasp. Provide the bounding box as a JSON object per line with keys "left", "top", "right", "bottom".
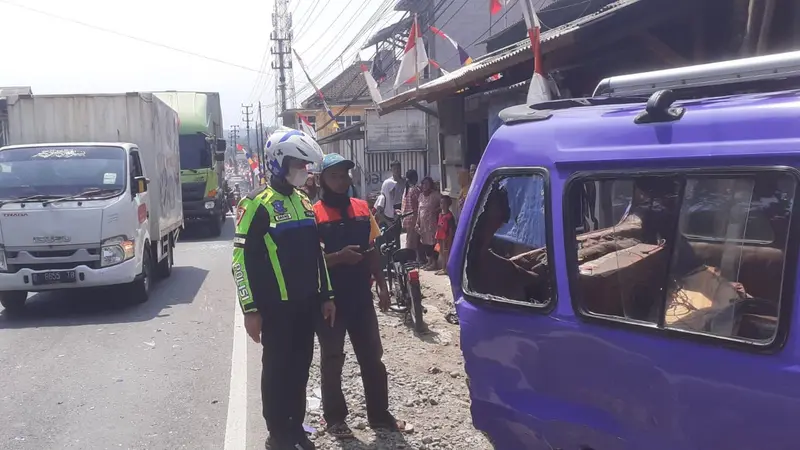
{"left": 0, "top": 0, "right": 398, "bottom": 131}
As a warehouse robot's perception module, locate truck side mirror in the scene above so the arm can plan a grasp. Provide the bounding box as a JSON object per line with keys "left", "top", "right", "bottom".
{"left": 215, "top": 139, "right": 227, "bottom": 162}
{"left": 133, "top": 176, "right": 149, "bottom": 194}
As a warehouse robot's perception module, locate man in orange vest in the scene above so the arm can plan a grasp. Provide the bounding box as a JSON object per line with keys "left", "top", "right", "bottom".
{"left": 312, "top": 153, "right": 410, "bottom": 438}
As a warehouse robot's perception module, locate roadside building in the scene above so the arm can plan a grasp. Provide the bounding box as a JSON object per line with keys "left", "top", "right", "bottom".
{"left": 376, "top": 0, "right": 800, "bottom": 217}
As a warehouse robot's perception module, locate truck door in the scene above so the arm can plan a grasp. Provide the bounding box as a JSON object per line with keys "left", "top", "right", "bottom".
{"left": 129, "top": 150, "right": 149, "bottom": 253}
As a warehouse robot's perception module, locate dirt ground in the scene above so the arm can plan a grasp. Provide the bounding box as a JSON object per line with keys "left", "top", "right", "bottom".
{"left": 303, "top": 271, "right": 493, "bottom": 450}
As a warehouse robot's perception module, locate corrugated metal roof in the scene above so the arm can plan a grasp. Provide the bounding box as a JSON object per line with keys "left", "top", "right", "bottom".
{"left": 377, "top": 0, "right": 641, "bottom": 114}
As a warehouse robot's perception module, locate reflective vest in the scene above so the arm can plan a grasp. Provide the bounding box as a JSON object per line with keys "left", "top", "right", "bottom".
{"left": 233, "top": 186, "right": 331, "bottom": 312}
{"left": 314, "top": 198, "right": 373, "bottom": 297}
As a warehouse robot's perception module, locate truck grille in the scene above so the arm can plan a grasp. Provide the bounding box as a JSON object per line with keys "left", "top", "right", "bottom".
{"left": 182, "top": 181, "right": 207, "bottom": 202}
{"left": 11, "top": 261, "right": 101, "bottom": 272}
{"left": 5, "top": 248, "right": 101, "bottom": 273}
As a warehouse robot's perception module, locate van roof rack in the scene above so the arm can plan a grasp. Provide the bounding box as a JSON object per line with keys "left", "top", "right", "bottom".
{"left": 593, "top": 50, "right": 800, "bottom": 97}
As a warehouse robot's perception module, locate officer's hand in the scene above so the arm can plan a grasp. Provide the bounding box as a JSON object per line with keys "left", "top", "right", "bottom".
{"left": 338, "top": 245, "right": 363, "bottom": 265}
{"left": 243, "top": 312, "right": 262, "bottom": 343}
{"left": 322, "top": 300, "right": 336, "bottom": 327}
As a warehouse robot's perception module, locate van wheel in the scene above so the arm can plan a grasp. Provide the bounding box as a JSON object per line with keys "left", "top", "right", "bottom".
{"left": 157, "top": 241, "right": 174, "bottom": 278}
{"left": 0, "top": 291, "right": 27, "bottom": 313}
{"left": 130, "top": 249, "right": 152, "bottom": 304}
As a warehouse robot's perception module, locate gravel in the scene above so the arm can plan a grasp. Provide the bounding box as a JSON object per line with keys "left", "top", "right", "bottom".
{"left": 303, "top": 271, "right": 492, "bottom": 450}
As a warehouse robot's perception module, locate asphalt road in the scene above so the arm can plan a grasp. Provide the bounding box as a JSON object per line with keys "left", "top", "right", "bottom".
{"left": 0, "top": 218, "right": 274, "bottom": 450}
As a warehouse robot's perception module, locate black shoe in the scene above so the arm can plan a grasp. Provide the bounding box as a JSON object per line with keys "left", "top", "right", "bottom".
{"left": 265, "top": 436, "right": 299, "bottom": 450}
{"left": 297, "top": 436, "right": 316, "bottom": 450}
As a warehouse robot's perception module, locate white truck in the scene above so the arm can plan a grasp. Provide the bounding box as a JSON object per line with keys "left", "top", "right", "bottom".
{"left": 0, "top": 92, "right": 183, "bottom": 312}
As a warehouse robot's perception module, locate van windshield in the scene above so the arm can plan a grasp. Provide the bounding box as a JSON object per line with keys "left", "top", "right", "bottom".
{"left": 0, "top": 146, "right": 126, "bottom": 201}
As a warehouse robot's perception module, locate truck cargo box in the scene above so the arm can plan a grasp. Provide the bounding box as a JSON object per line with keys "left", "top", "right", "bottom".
{"left": 5, "top": 93, "right": 183, "bottom": 239}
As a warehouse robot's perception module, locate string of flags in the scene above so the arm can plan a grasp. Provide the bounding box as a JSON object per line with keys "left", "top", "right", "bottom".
{"left": 429, "top": 26, "right": 473, "bottom": 66}
{"left": 293, "top": 49, "right": 340, "bottom": 131}
{"left": 236, "top": 143, "right": 262, "bottom": 183}
{"left": 299, "top": 2, "right": 550, "bottom": 118}
{"left": 393, "top": 15, "right": 429, "bottom": 89}
{"left": 297, "top": 114, "right": 317, "bottom": 138}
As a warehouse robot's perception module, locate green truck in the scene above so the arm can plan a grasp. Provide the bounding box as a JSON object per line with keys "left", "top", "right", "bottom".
{"left": 153, "top": 91, "right": 227, "bottom": 236}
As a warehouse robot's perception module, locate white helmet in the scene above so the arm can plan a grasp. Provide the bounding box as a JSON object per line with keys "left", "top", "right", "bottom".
{"left": 265, "top": 128, "right": 324, "bottom": 184}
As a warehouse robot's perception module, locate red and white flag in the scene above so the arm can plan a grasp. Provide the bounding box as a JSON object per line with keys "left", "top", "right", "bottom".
{"left": 490, "top": 0, "right": 509, "bottom": 15}
{"left": 361, "top": 64, "right": 383, "bottom": 105}
{"left": 393, "top": 15, "right": 429, "bottom": 89}
{"left": 520, "top": 2, "right": 551, "bottom": 104}
{"left": 297, "top": 114, "right": 317, "bottom": 139}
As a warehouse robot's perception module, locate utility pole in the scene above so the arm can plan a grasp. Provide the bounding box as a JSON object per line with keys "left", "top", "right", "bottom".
{"left": 231, "top": 125, "right": 240, "bottom": 148}
{"left": 271, "top": 0, "right": 296, "bottom": 125}
{"left": 241, "top": 104, "right": 253, "bottom": 151}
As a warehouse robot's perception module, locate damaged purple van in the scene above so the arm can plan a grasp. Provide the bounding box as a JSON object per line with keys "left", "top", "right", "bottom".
{"left": 449, "top": 51, "right": 800, "bottom": 450}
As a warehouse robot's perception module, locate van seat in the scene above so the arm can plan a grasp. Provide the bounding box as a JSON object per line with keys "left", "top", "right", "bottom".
{"left": 688, "top": 242, "right": 784, "bottom": 301}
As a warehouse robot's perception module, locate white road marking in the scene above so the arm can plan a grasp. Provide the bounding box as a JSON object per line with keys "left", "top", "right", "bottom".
{"left": 224, "top": 304, "right": 248, "bottom": 450}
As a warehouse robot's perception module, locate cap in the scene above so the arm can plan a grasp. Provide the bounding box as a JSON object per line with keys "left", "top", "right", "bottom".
{"left": 321, "top": 153, "right": 355, "bottom": 172}
{"left": 390, "top": 160, "right": 401, "bottom": 167}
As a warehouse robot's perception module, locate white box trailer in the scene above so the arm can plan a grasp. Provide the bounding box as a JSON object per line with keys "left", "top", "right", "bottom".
{"left": 0, "top": 93, "right": 183, "bottom": 311}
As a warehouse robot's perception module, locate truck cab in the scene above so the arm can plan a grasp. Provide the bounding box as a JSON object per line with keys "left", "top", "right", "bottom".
{"left": 451, "top": 51, "right": 800, "bottom": 450}
{"left": 0, "top": 92, "right": 183, "bottom": 314}
{"left": 0, "top": 143, "right": 164, "bottom": 311}
{"left": 153, "top": 92, "right": 227, "bottom": 236}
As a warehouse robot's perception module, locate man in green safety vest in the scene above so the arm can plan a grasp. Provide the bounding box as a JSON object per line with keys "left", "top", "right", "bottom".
{"left": 232, "top": 128, "right": 336, "bottom": 450}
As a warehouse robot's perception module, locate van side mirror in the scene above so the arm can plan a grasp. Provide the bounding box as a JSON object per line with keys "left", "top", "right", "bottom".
{"left": 133, "top": 176, "right": 149, "bottom": 194}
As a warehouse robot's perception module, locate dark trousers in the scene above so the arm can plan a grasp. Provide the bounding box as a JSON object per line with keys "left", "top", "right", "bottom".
{"left": 261, "top": 301, "right": 316, "bottom": 443}
{"left": 315, "top": 295, "right": 390, "bottom": 425}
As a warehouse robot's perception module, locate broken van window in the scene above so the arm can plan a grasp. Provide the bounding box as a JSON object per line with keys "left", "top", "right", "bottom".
{"left": 568, "top": 172, "right": 796, "bottom": 344}
{"left": 464, "top": 173, "right": 552, "bottom": 306}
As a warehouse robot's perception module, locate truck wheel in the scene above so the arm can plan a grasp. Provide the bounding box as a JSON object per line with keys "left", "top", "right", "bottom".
{"left": 209, "top": 216, "right": 223, "bottom": 237}
{"left": 0, "top": 291, "right": 27, "bottom": 314}
{"left": 130, "top": 249, "right": 152, "bottom": 304}
{"left": 157, "top": 241, "right": 174, "bottom": 279}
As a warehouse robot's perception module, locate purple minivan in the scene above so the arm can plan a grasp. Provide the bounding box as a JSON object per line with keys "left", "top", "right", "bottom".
{"left": 449, "top": 52, "right": 800, "bottom": 450}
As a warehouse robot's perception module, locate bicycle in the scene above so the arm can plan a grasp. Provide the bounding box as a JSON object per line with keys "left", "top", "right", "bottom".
{"left": 373, "top": 212, "right": 425, "bottom": 332}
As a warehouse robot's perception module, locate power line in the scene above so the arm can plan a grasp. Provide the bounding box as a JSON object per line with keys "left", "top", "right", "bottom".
{"left": 290, "top": 0, "right": 397, "bottom": 100}
{"left": 292, "top": 0, "right": 325, "bottom": 39}
{"left": 436, "top": 0, "right": 469, "bottom": 31}
{"left": 0, "top": 0, "right": 268, "bottom": 75}
{"left": 438, "top": 0, "right": 523, "bottom": 67}
{"left": 296, "top": 0, "right": 358, "bottom": 46}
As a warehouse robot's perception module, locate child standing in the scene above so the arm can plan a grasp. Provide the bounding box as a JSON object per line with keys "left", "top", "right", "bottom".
{"left": 434, "top": 196, "right": 456, "bottom": 275}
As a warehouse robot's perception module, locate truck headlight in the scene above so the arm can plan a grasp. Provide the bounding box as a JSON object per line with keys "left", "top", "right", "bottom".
{"left": 101, "top": 236, "right": 135, "bottom": 267}
{"left": 204, "top": 201, "right": 215, "bottom": 210}
{"left": 0, "top": 246, "right": 7, "bottom": 272}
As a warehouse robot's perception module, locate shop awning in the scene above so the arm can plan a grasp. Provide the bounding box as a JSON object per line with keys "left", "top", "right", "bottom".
{"left": 377, "top": 0, "right": 642, "bottom": 115}
{"left": 317, "top": 122, "right": 364, "bottom": 145}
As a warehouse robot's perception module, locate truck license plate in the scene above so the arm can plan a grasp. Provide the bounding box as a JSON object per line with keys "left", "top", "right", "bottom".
{"left": 32, "top": 270, "right": 77, "bottom": 286}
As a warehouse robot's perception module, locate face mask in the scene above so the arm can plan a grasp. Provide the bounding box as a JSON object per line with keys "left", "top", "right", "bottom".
{"left": 286, "top": 166, "right": 309, "bottom": 187}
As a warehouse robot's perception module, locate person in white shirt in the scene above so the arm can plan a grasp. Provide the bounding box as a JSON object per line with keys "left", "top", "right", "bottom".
{"left": 377, "top": 161, "right": 405, "bottom": 219}
{"left": 376, "top": 160, "right": 405, "bottom": 243}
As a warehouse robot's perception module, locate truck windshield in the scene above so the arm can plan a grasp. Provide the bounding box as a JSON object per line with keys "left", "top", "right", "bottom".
{"left": 0, "top": 146, "right": 126, "bottom": 201}
{"left": 179, "top": 134, "right": 212, "bottom": 170}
